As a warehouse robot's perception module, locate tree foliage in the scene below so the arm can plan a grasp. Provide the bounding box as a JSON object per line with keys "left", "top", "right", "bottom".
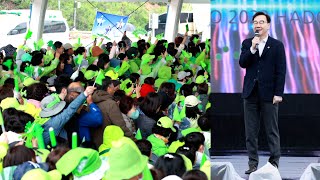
{"left": 1, "top": 0, "right": 192, "bottom": 31}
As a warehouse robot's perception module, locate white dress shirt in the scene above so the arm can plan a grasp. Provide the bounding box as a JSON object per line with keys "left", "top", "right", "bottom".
{"left": 250, "top": 35, "right": 269, "bottom": 56}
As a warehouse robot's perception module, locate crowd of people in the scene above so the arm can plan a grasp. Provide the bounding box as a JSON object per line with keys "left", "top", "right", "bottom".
{"left": 0, "top": 29, "right": 212, "bottom": 179}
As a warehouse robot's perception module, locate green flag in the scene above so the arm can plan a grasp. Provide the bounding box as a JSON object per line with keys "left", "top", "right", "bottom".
{"left": 205, "top": 39, "right": 210, "bottom": 53}
{"left": 164, "top": 42, "right": 168, "bottom": 49}
{"left": 3, "top": 59, "right": 13, "bottom": 69}
{"left": 47, "top": 40, "right": 54, "bottom": 48}
{"left": 94, "top": 70, "right": 105, "bottom": 86}
{"left": 155, "top": 33, "right": 164, "bottom": 40}
{"left": 181, "top": 50, "right": 192, "bottom": 59}
{"left": 25, "top": 29, "right": 33, "bottom": 40}
{"left": 14, "top": 69, "right": 19, "bottom": 92}
{"left": 200, "top": 153, "right": 207, "bottom": 168}
{"left": 173, "top": 105, "right": 182, "bottom": 122}
{"left": 76, "top": 55, "right": 83, "bottom": 66}
{"left": 193, "top": 37, "right": 199, "bottom": 45}
{"left": 135, "top": 128, "right": 142, "bottom": 140}
{"left": 180, "top": 104, "right": 186, "bottom": 119}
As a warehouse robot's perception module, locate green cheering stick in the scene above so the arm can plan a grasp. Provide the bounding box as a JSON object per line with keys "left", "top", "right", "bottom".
{"left": 72, "top": 132, "right": 78, "bottom": 149}
{"left": 186, "top": 24, "right": 189, "bottom": 32}
{"left": 49, "top": 127, "right": 57, "bottom": 148}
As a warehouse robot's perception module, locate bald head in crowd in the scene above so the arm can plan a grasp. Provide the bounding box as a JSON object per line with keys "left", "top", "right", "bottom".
{"left": 65, "top": 82, "right": 84, "bottom": 104}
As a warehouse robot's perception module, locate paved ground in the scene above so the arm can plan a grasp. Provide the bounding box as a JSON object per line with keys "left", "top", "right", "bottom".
{"left": 211, "top": 155, "right": 319, "bottom": 180}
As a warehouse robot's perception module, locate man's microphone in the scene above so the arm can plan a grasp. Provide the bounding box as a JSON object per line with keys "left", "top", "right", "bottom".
{"left": 254, "top": 30, "right": 260, "bottom": 50}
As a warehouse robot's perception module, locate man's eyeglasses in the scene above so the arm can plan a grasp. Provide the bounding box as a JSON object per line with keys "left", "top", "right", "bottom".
{"left": 253, "top": 20, "right": 267, "bottom": 25}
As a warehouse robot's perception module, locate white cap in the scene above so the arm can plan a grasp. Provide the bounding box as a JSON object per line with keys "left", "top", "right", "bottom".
{"left": 185, "top": 95, "right": 201, "bottom": 107}
{"left": 177, "top": 71, "right": 191, "bottom": 80}
{"left": 63, "top": 43, "right": 73, "bottom": 50}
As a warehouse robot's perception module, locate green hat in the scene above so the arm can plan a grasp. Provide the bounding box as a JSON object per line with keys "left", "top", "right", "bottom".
{"left": 22, "top": 169, "right": 61, "bottom": 180}
{"left": 157, "top": 117, "right": 176, "bottom": 132}
{"left": 155, "top": 79, "right": 166, "bottom": 89}
{"left": 181, "top": 128, "right": 200, "bottom": 137}
{"left": 168, "top": 140, "right": 185, "bottom": 153}
{"left": 0, "top": 97, "right": 20, "bottom": 110}
{"left": 141, "top": 54, "right": 155, "bottom": 65}
{"left": 140, "top": 64, "right": 151, "bottom": 75}
{"left": 21, "top": 53, "right": 32, "bottom": 62}
{"left": 105, "top": 70, "right": 118, "bottom": 80}
{"left": 23, "top": 77, "right": 39, "bottom": 87}
{"left": 120, "top": 79, "right": 133, "bottom": 95}
{"left": 158, "top": 66, "right": 172, "bottom": 79}
{"left": 99, "top": 125, "right": 124, "bottom": 153}
{"left": 196, "top": 75, "right": 206, "bottom": 84}
{"left": 105, "top": 137, "right": 148, "bottom": 180}
{"left": 36, "top": 149, "right": 51, "bottom": 163}
{"left": 56, "top": 148, "right": 108, "bottom": 179}
{"left": 84, "top": 70, "right": 97, "bottom": 80}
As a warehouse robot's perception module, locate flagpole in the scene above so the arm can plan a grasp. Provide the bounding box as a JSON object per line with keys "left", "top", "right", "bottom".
{"left": 92, "top": 70, "right": 101, "bottom": 87}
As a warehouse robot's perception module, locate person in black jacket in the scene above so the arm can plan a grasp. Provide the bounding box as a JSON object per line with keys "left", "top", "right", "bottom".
{"left": 239, "top": 11, "right": 286, "bottom": 174}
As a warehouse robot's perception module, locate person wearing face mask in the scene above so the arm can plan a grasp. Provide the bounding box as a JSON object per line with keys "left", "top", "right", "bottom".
{"left": 119, "top": 95, "right": 138, "bottom": 135}
{"left": 184, "top": 132, "right": 209, "bottom": 169}
{"left": 147, "top": 116, "right": 177, "bottom": 157}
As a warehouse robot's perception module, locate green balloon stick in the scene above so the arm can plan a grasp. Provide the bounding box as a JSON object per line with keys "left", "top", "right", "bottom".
{"left": 49, "top": 127, "right": 57, "bottom": 148}
{"left": 72, "top": 132, "right": 77, "bottom": 149}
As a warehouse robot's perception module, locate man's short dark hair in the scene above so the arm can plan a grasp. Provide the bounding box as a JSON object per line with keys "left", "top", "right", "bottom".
{"left": 252, "top": 11, "right": 271, "bottom": 23}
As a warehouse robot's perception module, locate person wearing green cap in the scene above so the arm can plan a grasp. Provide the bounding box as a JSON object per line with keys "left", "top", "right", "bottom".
{"left": 56, "top": 147, "right": 108, "bottom": 179}
{"left": 147, "top": 116, "right": 177, "bottom": 157}
{"left": 139, "top": 52, "right": 167, "bottom": 85}
{"left": 98, "top": 125, "right": 124, "bottom": 157}
{"left": 104, "top": 137, "right": 149, "bottom": 180}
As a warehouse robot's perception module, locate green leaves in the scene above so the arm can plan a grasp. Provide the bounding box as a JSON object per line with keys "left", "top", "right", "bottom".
{"left": 132, "top": 28, "right": 147, "bottom": 38}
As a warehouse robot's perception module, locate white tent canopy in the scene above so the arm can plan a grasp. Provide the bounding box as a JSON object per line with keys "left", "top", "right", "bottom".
{"left": 30, "top": 0, "right": 210, "bottom": 43}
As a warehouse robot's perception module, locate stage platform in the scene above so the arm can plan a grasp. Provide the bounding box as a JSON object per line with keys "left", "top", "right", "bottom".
{"left": 211, "top": 153, "right": 319, "bottom": 180}
{"left": 208, "top": 93, "right": 320, "bottom": 153}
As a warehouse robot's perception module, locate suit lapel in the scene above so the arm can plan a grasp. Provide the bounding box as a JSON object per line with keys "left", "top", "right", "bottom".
{"left": 261, "top": 37, "right": 273, "bottom": 57}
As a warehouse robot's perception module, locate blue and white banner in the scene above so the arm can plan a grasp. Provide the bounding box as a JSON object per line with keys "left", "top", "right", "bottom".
{"left": 92, "top": 11, "right": 129, "bottom": 38}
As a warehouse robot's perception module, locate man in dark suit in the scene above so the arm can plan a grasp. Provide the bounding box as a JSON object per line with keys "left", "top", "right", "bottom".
{"left": 239, "top": 11, "right": 286, "bottom": 174}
